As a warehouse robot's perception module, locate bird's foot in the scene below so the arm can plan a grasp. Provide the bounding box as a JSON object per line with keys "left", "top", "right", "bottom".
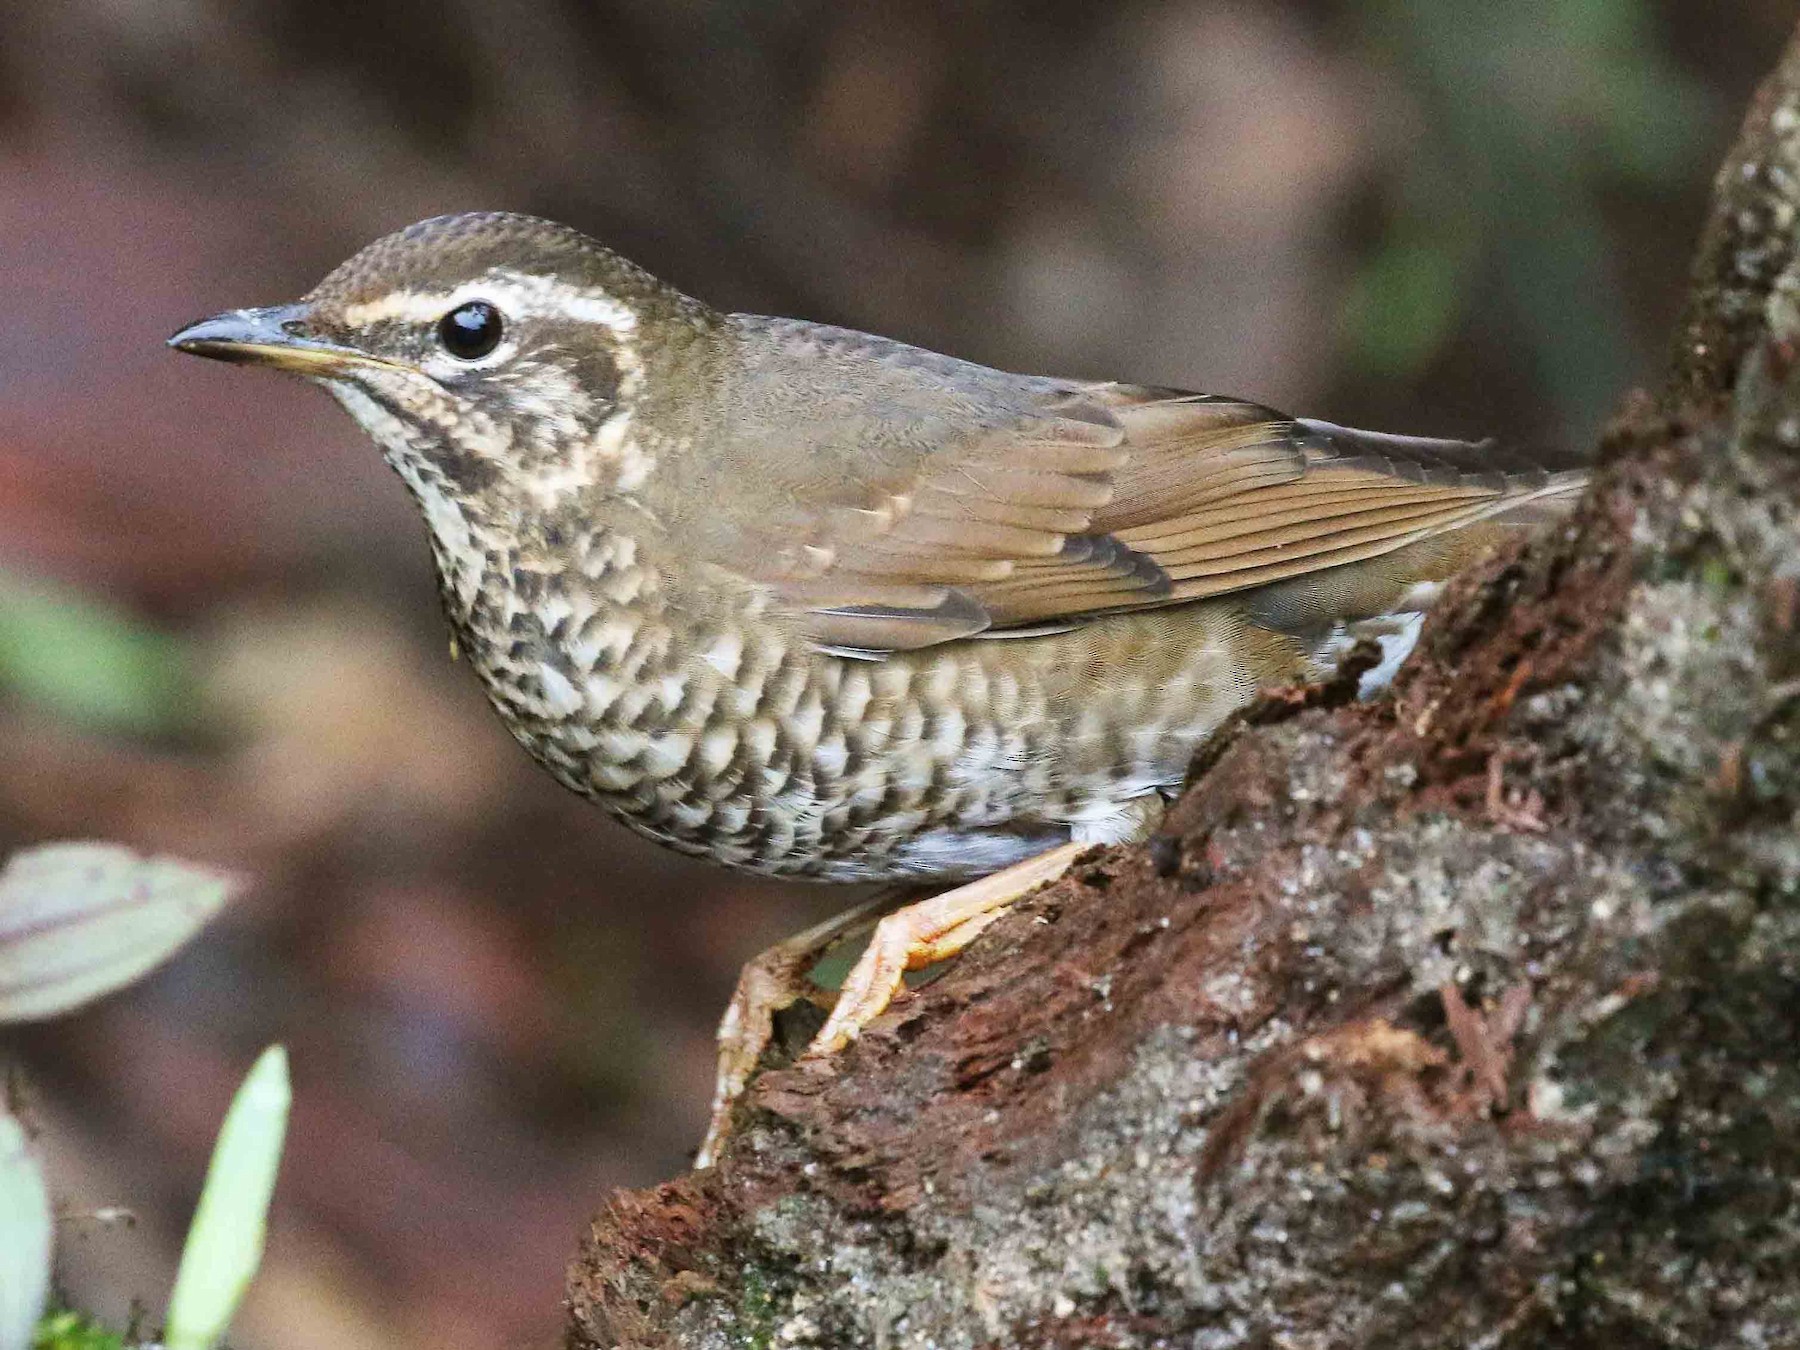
{"left": 696, "top": 842, "right": 1090, "bottom": 1168}
{"left": 697, "top": 889, "right": 907, "bottom": 1169}
{"left": 807, "top": 841, "right": 1089, "bottom": 1055}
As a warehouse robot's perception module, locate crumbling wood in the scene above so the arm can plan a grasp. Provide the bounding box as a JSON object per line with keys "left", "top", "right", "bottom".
{"left": 567, "top": 24, "right": 1800, "bottom": 1350}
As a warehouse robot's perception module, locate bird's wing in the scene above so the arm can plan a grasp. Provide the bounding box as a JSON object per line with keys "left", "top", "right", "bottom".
{"left": 727, "top": 380, "right": 1583, "bottom": 654}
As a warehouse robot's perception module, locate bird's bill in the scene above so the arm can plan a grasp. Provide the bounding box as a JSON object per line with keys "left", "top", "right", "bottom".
{"left": 167, "top": 304, "right": 396, "bottom": 375}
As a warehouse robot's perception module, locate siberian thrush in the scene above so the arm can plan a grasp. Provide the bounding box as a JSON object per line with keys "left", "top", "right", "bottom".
{"left": 170, "top": 212, "right": 1585, "bottom": 1163}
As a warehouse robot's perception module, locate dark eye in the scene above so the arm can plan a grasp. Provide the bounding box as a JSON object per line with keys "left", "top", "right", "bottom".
{"left": 436, "top": 301, "right": 504, "bottom": 360}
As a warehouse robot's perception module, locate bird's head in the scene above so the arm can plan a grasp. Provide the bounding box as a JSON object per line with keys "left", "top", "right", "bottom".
{"left": 170, "top": 212, "right": 714, "bottom": 516}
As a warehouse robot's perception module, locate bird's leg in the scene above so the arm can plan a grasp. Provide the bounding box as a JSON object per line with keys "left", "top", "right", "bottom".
{"left": 699, "top": 886, "right": 917, "bottom": 1168}
{"left": 700, "top": 841, "right": 1092, "bottom": 1166}
{"left": 808, "top": 841, "right": 1090, "bottom": 1056}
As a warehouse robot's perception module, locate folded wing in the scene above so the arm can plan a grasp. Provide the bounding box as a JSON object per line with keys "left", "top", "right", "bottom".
{"left": 734, "top": 382, "right": 1584, "bottom": 654}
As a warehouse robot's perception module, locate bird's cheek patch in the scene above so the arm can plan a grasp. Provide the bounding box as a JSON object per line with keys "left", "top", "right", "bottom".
{"left": 565, "top": 343, "right": 622, "bottom": 408}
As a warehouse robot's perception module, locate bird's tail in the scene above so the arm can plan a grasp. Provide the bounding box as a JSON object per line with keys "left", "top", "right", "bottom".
{"left": 1294, "top": 417, "right": 1589, "bottom": 528}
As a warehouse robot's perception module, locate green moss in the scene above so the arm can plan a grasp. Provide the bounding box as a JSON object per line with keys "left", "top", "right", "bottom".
{"left": 32, "top": 1310, "right": 125, "bottom": 1350}
{"left": 1696, "top": 556, "right": 1737, "bottom": 592}
{"left": 732, "top": 1265, "right": 778, "bottom": 1350}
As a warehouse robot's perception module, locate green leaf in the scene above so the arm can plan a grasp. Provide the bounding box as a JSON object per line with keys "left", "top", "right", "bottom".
{"left": 1, "top": 1113, "right": 52, "bottom": 1350}
{"left": 164, "top": 1046, "right": 290, "bottom": 1350}
{"left": 0, "top": 843, "right": 239, "bottom": 1023}
{"left": 0, "top": 573, "right": 192, "bottom": 737}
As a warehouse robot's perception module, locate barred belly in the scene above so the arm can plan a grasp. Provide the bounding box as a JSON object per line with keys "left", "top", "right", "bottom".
{"left": 461, "top": 574, "right": 1302, "bottom": 881}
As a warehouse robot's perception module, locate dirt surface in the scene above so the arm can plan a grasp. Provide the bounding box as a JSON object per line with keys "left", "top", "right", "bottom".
{"left": 567, "top": 26, "right": 1800, "bottom": 1349}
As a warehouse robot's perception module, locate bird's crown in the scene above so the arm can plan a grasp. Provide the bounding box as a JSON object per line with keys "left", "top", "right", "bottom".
{"left": 306, "top": 211, "right": 684, "bottom": 328}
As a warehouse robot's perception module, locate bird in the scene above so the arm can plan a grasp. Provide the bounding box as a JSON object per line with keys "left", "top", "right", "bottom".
{"left": 169, "top": 211, "right": 1585, "bottom": 1164}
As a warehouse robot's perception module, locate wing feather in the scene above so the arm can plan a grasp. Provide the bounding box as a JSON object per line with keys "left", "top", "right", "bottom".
{"left": 714, "top": 357, "right": 1583, "bottom": 652}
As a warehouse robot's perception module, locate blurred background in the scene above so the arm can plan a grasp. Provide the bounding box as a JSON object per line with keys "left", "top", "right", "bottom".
{"left": 0, "top": 1, "right": 1787, "bottom": 1347}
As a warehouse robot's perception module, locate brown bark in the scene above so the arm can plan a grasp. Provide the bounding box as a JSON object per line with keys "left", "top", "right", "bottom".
{"left": 566, "top": 27, "right": 1800, "bottom": 1350}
